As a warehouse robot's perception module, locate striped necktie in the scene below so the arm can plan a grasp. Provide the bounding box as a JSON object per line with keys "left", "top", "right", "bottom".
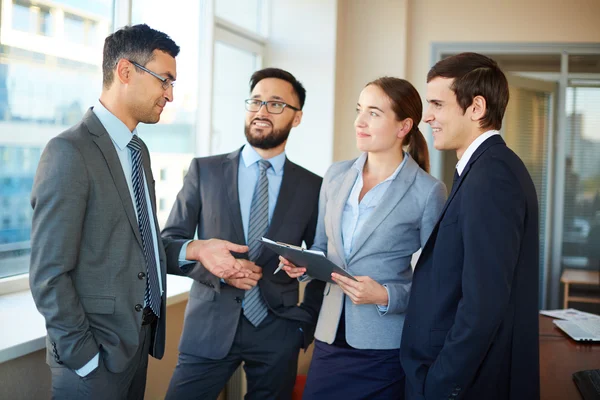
{"left": 243, "top": 159, "right": 271, "bottom": 327}
{"left": 127, "top": 135, "right": 161, "bottom": 318}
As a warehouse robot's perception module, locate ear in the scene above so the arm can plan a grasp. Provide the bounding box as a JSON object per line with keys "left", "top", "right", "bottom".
{"left": 470, "top": 95, "right": 487, "bottom": 123}
{"left": 396, "top": 118, "right": 413, "bottom": 140}
{"left": 116, "top": 59, "right": 134, "bottom": 84}
{"left": 292, "top": 110, "right": 303, "bottom": 128}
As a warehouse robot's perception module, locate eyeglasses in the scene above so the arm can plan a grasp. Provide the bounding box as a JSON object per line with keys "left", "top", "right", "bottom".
{"left": 244, "top": 99, "right": 300, "bottom": 114}
{"left": 128, "top": 60, "right": 175, "bottom": 90}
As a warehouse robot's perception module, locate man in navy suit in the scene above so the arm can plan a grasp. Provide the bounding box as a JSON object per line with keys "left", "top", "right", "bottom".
{"left": 401, "top": 53, "right": 540, "bottom": 400}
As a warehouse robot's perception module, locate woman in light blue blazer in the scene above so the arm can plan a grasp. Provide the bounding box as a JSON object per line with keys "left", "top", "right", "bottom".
{"left": 281, "top": 77, "right": 446, "bottom": 399}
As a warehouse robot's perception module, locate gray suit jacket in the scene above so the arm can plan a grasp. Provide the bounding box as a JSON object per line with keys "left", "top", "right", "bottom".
{"left": 162, "top": 148, "right": 324, "bottom": 359}
{"left": 312, "top": 155, "right": 446, "bottom": 349}
{"left": 29, "top": 109, "right": 168, "bottom": 373}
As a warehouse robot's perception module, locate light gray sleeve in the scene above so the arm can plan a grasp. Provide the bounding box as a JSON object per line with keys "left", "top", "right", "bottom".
{"left": 29, "top": 137, "right": 99, "bottom": 370}
{"left": 299, "top": 165, "right": 331, "bottom": 283}
{"left": 381, "top": 180, "right": 448, "bottom": 316}
{"left": 420, "top": 180, "right": 448, "bottom": 247}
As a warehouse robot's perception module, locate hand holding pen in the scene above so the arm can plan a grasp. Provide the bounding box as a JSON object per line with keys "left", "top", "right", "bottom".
{"left": 276, "top": 256, "right": 306, "bottom": 278}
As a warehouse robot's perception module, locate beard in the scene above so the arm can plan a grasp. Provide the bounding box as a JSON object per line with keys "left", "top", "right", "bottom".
{"left": 244, "top": 117, "right": 293, "bottom": 150}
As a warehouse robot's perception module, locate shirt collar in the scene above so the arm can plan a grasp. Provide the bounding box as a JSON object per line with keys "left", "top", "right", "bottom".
{"left": 92, "top": 100, "right": 137, "bottom": 151}
{"left": 352, "top": 151, "right": 409, "bottom": 182}
{"left": 456, "top": 130, "right": 500, "bottom": 175}
{"left": 241, "top": 143, "right": 286, "bottom": 175}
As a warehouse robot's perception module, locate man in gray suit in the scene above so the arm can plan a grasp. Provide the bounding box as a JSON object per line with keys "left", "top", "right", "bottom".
{"left": 29, "top": 24, "right": 248, "bottom": 400}
{"left": 163, "top": 68, "right": 325, "bottom": 400}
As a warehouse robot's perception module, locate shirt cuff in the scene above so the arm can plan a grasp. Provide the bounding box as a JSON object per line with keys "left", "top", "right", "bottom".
{"left": 376, "top": 284, "right": 390, "bottom": 315}
{"left": 75, "top": 353, "right": 99, "bottom": 377}
{"left": 178, "top": 240, "right": 195, "bottom": 269}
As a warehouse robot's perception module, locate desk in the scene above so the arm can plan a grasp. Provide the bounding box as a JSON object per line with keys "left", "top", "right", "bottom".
{"left": 539, "top": 315, "right": 600, "bottom": 400}
{"left": 561, "top": 269, "right": 600, "bottom": 309}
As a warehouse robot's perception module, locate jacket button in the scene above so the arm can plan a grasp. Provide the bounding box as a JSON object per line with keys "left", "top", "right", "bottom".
{"left": 138, "top": 272, "right": 146, "bottom": 280}
{"left": 135, "top": 304, "right": 143, "bottom": 312}
{"left": 235, "top": 297, "right": 242, "bottom": 303}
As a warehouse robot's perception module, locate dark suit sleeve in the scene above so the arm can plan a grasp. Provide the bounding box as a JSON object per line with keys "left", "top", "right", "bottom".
{"left": 385, "top": 181, "right": 448, "bottom": 316}
{"left": 423, "top": 159, "right": 527, "bottom": 398}
{"left": 161, "top": 159, "right": 219, "bottom": 288}
{"left": 298, "top": 177, "right": 326, "bottom": 347}
{"left": 29, "top": 138, "right": 99, "bottom": 370}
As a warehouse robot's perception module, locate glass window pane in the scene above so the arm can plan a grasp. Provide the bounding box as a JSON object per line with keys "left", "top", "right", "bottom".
{"left": 562, "top": 85, "right": 600, "bottom": 278}
{"left": 0, "top": 0, "right": 113, "bottom": 279}
{"left": 215, "top": 0, "right": 263, "bottom": 34}
{"left": 504, "top": 75, "right": 554, "bottom": 307}
{"left": 211, "top": 41, "right": 259, "bottom": 155}
{"left": 132, "top": 0, "right": 199, "bottom": 226}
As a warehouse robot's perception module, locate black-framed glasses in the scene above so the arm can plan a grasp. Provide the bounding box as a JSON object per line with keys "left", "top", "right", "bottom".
{"left": 244, "top": 99, "right": 300, "bottom": 114}
{"left": 128, "top": 60, "right": 175, "bottom": 90}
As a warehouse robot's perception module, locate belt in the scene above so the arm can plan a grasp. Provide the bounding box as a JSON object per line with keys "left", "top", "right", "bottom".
{"left": 141, "top": 306, "right": 157, "bottom": 326}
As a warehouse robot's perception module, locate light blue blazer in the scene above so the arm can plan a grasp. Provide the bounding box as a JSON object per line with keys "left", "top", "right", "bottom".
{"left": 310, "top": 155, "right": 446, "bottom": 349}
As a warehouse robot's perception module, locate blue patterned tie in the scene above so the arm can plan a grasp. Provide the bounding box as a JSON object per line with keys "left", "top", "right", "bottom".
{"left": 127, "top": 135, "right": 161, "bottom": 318}
{"left": 243, "top": 159, "right": 271, "bottom": 327}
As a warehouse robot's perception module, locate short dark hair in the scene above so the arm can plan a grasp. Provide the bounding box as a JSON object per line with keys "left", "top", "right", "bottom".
{"left": 249, "top": 68, "right": 306, "bottom": 109}
{"left": 102, "top": 24, "right": 180, "bottom": 89}
{"left": 427, "top": 52, "right": 509, "bottom": 131}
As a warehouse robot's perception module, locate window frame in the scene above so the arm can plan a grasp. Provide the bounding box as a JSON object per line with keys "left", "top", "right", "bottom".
{"left": 0, "top": 0, "right": 270, "bottom": 293}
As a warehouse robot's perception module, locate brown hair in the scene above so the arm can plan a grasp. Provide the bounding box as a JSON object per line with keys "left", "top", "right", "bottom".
{"left": 427, "top": 52, "right": 509, "bottom": 131}
{"left": 367, "top": 77, "right": 430, "bottom": 173}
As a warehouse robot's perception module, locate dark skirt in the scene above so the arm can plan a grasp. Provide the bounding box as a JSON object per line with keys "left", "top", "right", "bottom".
{"left": 303, "top": 308, "right": 405, "bottom": 400}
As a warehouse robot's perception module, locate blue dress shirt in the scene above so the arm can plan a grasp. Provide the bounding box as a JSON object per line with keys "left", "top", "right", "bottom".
{"left": 341, "top": 152, "right": 408, "bottom": 313}
{"left": 178, "top": 144, "right": 285, "bottom": 260}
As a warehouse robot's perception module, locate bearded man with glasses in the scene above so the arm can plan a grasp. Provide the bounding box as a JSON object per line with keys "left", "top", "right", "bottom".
{"left": 162, "top": 68, "right": 324, "bottom": 400}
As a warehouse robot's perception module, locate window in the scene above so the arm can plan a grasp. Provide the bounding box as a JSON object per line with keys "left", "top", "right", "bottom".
{"left": 0, "top": 0, "right": 113, "bottom": 280}
{"left": 64, "top": 14, "right": 85, "bottom": 45}
{"left": 211, "top": 41, "right": 261, "bottom": 155}
{"left": 215, "top": 0, "right": 266, "bottom": 35}
{"left": 563, "top": 84, "right": 600, "bottom": 272}
{"left": 0, "top": 0, "right": 268, "bottom": 285}
{"left": 131, "top": 0, "right": 199, "bottom": 226}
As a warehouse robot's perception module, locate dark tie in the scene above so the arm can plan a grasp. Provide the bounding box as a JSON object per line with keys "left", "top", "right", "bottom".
{"left": 449, "top": 169, "right": 460, "bottom": 197}
{"left": 243, "top": 159, "right": 271, "bottom": 327}
{"left": 127, "top": 135, "right": 161, "bottom": 318}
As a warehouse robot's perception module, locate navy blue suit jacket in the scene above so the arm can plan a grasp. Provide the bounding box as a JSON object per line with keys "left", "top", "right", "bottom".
{"left": 401, "top": 135, "right": 540, "bottom": 400}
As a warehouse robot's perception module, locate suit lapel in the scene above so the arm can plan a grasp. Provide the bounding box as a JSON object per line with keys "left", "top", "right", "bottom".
{"left": 417, "top": 135, "right": 506, "bottom": 267}
{"left": 84, "top": 109, "right": 143, "bottom": 249}
{"left": 222, "top": 149, "right": 246, "bottom": 245}
{"left": 265, "top": 158, "right": 297, "bottom": 240}
{"left": 438, "top": 134, "right": 505, "bottom": 220}
{"left": 253, "top": 159, "right": 300, "bottom": 265}
{"left": 330, "top": 166, "right": 359, "bottom": 267}
{"left": 347, "top": 156, "right": 419, "bottom": 262}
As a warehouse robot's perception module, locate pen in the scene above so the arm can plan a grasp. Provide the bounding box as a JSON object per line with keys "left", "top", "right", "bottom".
{"left": 274, "top": 261, "right": 284, "bottom": 275}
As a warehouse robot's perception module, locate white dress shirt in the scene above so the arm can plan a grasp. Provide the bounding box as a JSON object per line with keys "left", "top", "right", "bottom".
{"left": 456, "top": 130, "right": 500, "bottom": 176}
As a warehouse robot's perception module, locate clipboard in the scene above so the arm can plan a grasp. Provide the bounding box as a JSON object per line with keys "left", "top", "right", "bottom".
{"left": 260, "top": 237, "right": 357, "bottom": 283}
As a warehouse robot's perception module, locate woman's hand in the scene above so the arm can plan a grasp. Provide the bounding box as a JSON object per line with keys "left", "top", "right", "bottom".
{"left": 278, "top": 256, "right": 306, "bottom": 279}
{"left": 331, "top": 273, "right": 388, "bottom": 306}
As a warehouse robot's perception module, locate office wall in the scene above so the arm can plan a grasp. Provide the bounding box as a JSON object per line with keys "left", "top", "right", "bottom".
{"left": 0, "top": 348, "right": 50, "bottom": 399}
{"left": 333, "top": 0, "right": 600, "bottom": 165}
{"left": 406, "top": 0, "right": 600, "bottom": 100}
{"left": 0, "top": 302, "right": 187, "bottom": 400}
{"left": 266, "top": 0, "right": 338, "bottom": 177}
{"left": 333, "top": 0, "right": 409, "bottom": 163}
